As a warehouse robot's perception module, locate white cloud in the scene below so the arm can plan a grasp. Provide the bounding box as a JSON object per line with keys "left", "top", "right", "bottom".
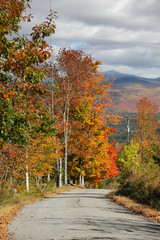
{"left": 20, "top": 0, "right": 160, "bottom": 78}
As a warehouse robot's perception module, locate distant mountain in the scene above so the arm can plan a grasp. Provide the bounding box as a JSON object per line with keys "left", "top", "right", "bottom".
{"left": 103, "top": 70, "right": 160, "bottom": 82}
{"left": 154, "top": 77, "right": 160, "bottom": 82}
{"left": 103, "top": 70, "right": 160, "bottom": 113}
{"left": 103, "top": 70, "right": 140, "bottom": 80}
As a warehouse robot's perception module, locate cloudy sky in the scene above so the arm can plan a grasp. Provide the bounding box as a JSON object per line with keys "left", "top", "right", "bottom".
{"left": 21, "top": 0, "right": 160, "bottom": 78}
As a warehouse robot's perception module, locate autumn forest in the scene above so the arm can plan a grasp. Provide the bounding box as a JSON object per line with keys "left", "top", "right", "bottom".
{"left": 1, "top": 0, "right": 160, "bottom": 212}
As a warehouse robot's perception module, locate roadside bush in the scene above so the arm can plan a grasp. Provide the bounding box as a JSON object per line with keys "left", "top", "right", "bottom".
{"left": 98, "top": 180, "right": 105, "bottom": 189}
{"left": 118, "top": 162, "right": 160, "bottom": 209}
{"left": 117, "top": 140, "right": 140, "bottom": 184}
{"left": 0, "top": 188, "right": 13, "bottom": 204}
{"left": 104, "top": 177, "right": 119, "bottom": 189}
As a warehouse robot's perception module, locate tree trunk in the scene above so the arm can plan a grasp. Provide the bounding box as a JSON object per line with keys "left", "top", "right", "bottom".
{"left": 4, "top": 165, "right": 8, "bottom": 182}
{"left": 25, "top": 148, "right": 29, "bottom": 192}
{"left": 64, "top": 129, "right": 68, "bottom": 185}
{"left": 8, "top": 176, "right": 12, "bottom": 190}
{"left": 79, "top": 175, "right": 82, "bottom": 186}
{"left": 81, "top": 175, "right": 85, "bottom": 187}
{"left": 56, "top": 155, "right": 62, "bottom": 188}
{"left": 36, "top": 176, "right": 42, "bottom": 187}
{"left": 63, "top": 102, "right": 69, "bottom": 185}
{"left": 47, "top": 173, "right": 50, "bottom": 182}
{"left": 59, "top": 158, "right": 62, "bottom": 188}
{"left": 79, "top": 175, "right": 85, "bottom": 187}
{"left": 25, "top": 167, "right": 29, "bottom": 192}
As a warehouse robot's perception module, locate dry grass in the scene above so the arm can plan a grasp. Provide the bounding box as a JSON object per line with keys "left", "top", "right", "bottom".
{"left": 0, "top": 185, "right": 81, "bottom": 240}
{"left": 107, "top": 191, "right": 160, "bottom": 223}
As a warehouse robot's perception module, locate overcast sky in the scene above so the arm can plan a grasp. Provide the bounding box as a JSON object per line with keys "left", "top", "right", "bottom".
{"left": 21, "top": 0, "right": 160, "bottom": 78}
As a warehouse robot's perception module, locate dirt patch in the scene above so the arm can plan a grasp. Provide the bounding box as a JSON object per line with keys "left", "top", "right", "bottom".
{"left": 107, "top": 191, "right": 160, "bottom": 223}
{"left": 0, "top": 185, "right": 81, "bottom": 240}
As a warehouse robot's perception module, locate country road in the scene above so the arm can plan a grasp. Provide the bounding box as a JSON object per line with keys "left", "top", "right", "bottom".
{"left": 9, "top": 189, "right": 160, "bottom": 240}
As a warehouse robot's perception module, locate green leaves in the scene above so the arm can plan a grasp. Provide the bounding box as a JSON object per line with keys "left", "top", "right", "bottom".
{"left": 117, "top": 140, "right": 140, "bottom": 183}
{"left": 31, "top": 10, "right": 57, "bottom": 42}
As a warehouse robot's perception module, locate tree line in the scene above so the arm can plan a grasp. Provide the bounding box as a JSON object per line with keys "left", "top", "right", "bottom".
{"left": 0, "top": 0, "right": 119, "bottom": 192}
{"left": 2, "top": 1, "right": 159, "bottom": 206}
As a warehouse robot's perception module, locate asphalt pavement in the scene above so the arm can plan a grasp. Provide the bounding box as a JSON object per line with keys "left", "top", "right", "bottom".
{"left": 9, "top": 189, "right": 160, "bottom": 240}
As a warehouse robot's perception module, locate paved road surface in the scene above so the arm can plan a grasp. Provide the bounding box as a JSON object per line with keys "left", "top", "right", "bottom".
{"left": 9, "top": 189, "right": 160, "bottom": 240}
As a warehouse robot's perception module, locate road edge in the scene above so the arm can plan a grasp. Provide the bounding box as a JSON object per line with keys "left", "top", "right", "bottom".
{"left": 0, "top": 186, "right": 81, "bottom": 240}
{"left": 107, "top": 190, "right": 160, "bottom": 223}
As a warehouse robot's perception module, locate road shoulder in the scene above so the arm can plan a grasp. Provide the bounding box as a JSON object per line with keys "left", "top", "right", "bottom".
{"left": 0, "top": 185, "right": 81, "bottom": 240}
{"left": 107, "top": 190, "right": 160, "bottom": 223}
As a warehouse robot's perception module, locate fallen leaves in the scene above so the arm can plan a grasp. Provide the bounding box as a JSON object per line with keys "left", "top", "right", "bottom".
{"left": 107, "top": 191, "right": 160, "bottom": 223}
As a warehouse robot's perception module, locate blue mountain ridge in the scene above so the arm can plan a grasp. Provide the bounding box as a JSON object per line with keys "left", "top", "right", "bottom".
{"left": 103, "top": 70, "right": 160, "bottom": 82}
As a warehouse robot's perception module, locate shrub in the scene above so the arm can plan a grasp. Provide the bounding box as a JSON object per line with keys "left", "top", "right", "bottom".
{"left": 118, "top": 162, "right": 160, "bottom": 209}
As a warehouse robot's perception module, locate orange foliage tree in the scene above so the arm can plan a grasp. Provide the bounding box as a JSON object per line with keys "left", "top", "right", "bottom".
{"left": 48, "top": 48, "right": 115, "bottom": 184}
{"left": 69, "top": 83, "right": 119, "bottom": 184}
{"left": 135, "top": 97, "right": 159, "bottom": 161}
{"left": 47, "top": 48, "right": 119, "bottom": 185}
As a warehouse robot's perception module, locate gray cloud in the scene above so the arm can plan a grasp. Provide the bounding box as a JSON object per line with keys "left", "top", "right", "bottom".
{"left": 20, "top": 0, "right": 160, "bottom": 78}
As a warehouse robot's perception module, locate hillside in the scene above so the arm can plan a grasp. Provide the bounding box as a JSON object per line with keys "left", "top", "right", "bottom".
{"left": 103, "top": 70, "right": 160, "bottom": 112}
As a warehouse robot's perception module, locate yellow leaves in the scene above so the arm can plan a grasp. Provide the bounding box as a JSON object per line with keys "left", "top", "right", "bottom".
{"left": 35, "top": 171, "right": 44, "bottom": 177}
{"left": 27, "top": 135, "right": 63, "bottom": 177}
{"left": 3, "top": 93, "right": 9, "bottom": 98}
{"left": 2, "top": 91, "right": 16, "bottom": 102}
{"left": 118, "top": 140, "right": 140, "bottom": 172}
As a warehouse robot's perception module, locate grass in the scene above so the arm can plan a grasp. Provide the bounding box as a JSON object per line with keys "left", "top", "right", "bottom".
{"left": 0, "top": 185, "right": 81, "bottom": 240}
{"left": 107, "top": 191, "right": 160, "bottom": 223}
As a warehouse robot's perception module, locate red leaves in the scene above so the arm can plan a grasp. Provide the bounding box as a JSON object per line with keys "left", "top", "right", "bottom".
{"left": 9, "top": 150, "right": 16, "bottom": 158}
{"left": 52, "top": 48, "right": 119, "bottom": 184}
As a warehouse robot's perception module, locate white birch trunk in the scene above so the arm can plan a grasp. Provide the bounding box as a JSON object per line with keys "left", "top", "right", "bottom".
{"left": 25, "top": 148, "right": 29, "bottom": 192}
{"left": 47, "top": 173, "right": 50, "bottom": 182}
{"left": 81, "top": 175, "right": 85, "bottom": 187}
{"left": 79, "top": 175, "right": 82, "bottom": 186}
{"left": 25, "top": 167, "right": 29, "bottom": 192}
